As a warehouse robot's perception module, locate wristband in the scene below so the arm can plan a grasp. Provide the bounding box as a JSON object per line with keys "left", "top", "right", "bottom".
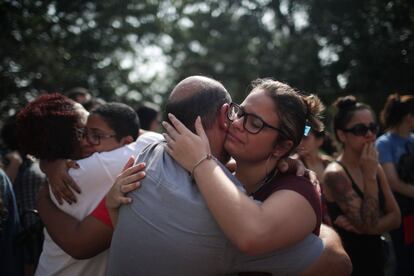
{"left": 191, "top": 153, "right": 213, "bottom": 177}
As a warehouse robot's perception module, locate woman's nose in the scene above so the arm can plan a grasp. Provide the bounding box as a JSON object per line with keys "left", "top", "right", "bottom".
{"left": 232, "top": 116, "right": 245, "bottom": 131}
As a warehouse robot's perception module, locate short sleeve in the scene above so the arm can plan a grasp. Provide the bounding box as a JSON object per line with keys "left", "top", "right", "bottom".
{"left": 90, "top": 197, "right": 113, "bottom": 229}
{"left": 376, "top": 136, "right": 393, "bottom": 164}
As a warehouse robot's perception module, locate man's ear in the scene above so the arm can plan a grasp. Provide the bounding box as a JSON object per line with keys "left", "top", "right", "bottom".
{"left": 218, "top": 103, "right": 230, "bottom": 130}
{"left": 121, "top": 135, "right": 134, "bottom": 145}
{"left": 272, "top": 140, "right": 294, "bottom": 158}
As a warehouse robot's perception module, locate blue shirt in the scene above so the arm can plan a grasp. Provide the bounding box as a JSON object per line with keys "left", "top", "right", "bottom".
{"left": 376, "top": 132, "right": 414, "bottom": 165}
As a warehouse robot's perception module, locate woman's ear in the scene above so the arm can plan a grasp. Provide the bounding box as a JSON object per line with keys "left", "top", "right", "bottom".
{"left": 272, "top": 140, "right": 294, "bottom": 158}
{"left": 316, "top": 137, "right": 324, "bottom": 148}
{"left": 336, "top": 130, "right": 346, "bottom": 144}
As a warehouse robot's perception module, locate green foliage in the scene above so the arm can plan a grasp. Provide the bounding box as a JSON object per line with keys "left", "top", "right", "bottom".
{"left": 162, "top": 0, "right": 325, "bottom": 103}
{"left": 0, "top": 0, "right": 162, "bottom": 116}
{"left": 1, "top": 0, "right": 413, "bottom": 127}
{"left": 293, "top": 0, "right": 414, "bottom": 111}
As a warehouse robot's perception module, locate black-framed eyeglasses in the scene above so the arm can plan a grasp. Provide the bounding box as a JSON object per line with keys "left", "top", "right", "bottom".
{"left": 75, "top": 127, "right": 117, "bottom": 145}
{"left": 342, "top": 123, "right": 379, "bottom": 136}
{"left": 227, "top": 102, "right": 286, "bottom": 135}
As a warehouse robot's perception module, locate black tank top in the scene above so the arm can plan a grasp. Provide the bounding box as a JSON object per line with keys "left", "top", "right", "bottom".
{"left": 325, "top": 161, "right": 386, "bottom": 276}
{"left": 326, "top": 161, "right": 385, "bottom": 220}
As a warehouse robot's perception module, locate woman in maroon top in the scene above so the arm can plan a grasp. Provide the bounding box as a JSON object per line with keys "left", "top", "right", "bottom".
{"left": 163, "top": 78, "right": 323, "bottom": 255}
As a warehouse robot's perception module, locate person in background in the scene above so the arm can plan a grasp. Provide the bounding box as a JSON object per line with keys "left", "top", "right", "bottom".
{"left": 136, "top": 101, "right": 161, "bottom": 133}
{"left": 376, "top": 93, "right": 414, "bottom": 276}
{"left": 297, "top": 128, "right": 336, "bottom": 225}
{"left": 65, "top": 87, "right": 92, "bottom": 106}
{"left": 83, "top": 97, "right": 106, "bottom": 112}
{"left": 323, "top": 95, "right": 401, "bottom": 276}
{"left": 0, "top": 168, "right": 24, "bottom": 276}
{"left": 1, "top": 115, "right": 47, "bottom": 276}
{"left": 297, "top": 129, "right": 334, "bottom": 182}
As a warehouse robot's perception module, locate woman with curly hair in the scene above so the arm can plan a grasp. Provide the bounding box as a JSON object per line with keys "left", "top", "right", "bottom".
{"left": 17, "top": 93, "right": 89, "bottom": 161}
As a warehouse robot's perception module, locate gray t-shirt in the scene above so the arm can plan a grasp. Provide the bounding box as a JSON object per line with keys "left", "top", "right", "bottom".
{"left": 106, "top": 142, "right": 323, "bottom": 275}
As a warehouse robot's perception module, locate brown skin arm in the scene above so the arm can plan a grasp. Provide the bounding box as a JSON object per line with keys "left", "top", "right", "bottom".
{"left": 39, "top": 159, "right": 81, "bottom": 205}
{"left": 36, "top": 185, "right": 112, "bottom": 259}
{"left": 301, "top": 224, "right": 352, "bottom": 276}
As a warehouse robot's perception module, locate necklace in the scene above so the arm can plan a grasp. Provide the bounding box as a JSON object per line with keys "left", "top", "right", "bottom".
{"left": 249, "top": 168, "right": 279, "bottom": 195}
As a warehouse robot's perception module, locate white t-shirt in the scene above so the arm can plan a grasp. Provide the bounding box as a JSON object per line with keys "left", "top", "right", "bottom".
{"left": 35, "top": 131, "right": 163, "bottom": 276}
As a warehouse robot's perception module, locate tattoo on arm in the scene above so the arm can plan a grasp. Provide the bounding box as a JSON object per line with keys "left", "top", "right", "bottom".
{"left": 325, "top": 172, "right": 379, "bottom": 230}
{"left": 361, "top": 195, "right": 379, "bottom": 227}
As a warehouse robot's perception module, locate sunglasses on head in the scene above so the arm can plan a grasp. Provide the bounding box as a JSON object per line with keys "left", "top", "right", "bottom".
{"left": 342, "top": 122, "right": 379, "bottom": 136}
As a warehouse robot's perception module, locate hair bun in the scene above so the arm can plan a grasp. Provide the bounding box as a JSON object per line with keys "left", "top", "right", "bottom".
{"left": 333, "top": 95, "right": 357, "bottom": 110}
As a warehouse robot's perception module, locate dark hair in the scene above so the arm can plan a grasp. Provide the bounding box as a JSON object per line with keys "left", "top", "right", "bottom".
{"left": 332, "top": 95, "right": 374, "bottom": 142}
{"left": 165, "top": 78, "right": 231, "bottom": 132}
{"left": 83, "top": 97, "right": 106, "bottom": 112}
{"left": 16, "top": 93, "right": 82, "bottom": 160}
{"left": 66, "top": 87, "right": 91, "bottom": 100}
{"left": 319, "top": 130, "right": 339, "bottom": 157}
{"left": 91, "top": 102, "right": 140, "bottom": 141}
{"left": 136, "top": 102, "right": 160, "bottom": 130}
{"left": 1, "top": 115, "right": 18, "bottom": 151}
{"left": 380, "top": 93, "right": 414, "bottom": 129}
{"left": 251, "top": 78, "right": 324, "bottom": 155}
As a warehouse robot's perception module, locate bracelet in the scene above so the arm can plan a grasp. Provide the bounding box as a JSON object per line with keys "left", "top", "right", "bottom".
{"left": 191, "top": 153, "right": 213, "bottom": 177}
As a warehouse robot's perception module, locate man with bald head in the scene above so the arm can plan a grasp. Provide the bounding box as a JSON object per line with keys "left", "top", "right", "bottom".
{"left": 106, "top": 76, "right": 351, "bottom": 275}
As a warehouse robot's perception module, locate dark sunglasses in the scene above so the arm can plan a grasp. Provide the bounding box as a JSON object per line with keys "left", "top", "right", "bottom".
{"left": 342, "top": 123, "right": 379, "bottom": 136}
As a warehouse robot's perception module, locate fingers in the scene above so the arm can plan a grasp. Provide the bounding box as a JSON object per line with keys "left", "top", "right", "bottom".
{"left": 163, "top": 133, "right": 175, "bottom": 147}
{"left": 65, "top": 176, "right": 81, "bottom": 194}
{"left": 66, "top": 160, "right": 80, "bottom": 169}
{"left": 122, "top": 156, "right": 135, "bottom": 172}
{"left": 118, "top": 162, "right": 146, "bottom": 179}
{"left": 117, "top": 196, "right": 133, "bottom": 205}
{"left": 362, "top": 143, "right": 369, "bottom": 156}
{"left": 118, "top": 171, "right": 146, "bottom": 187}
{"left": 296, "top": 160, "right": 306, "bottom": 176}
{"left": 276, "top": 158, "right": 289, "bottom": 173}
{"left": 59, "top": 186, "right": 77, "bottom": 204}
{"left": 120, "top": 182, "right": 141, "bottom": 194}
{"left": 59, "top": 176, "right": 79, "bottom": 202}
{"left": 50, "top": 185, "right": 63, "bottom": 205}
{"left": 162, "top": 120, "right": 180, "bottom": 141}
{"left": 168, "top": 113, "right": 191, "bottom": 135}
{"left": 194, "top": 116, "right": 207, "bottom": 140}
